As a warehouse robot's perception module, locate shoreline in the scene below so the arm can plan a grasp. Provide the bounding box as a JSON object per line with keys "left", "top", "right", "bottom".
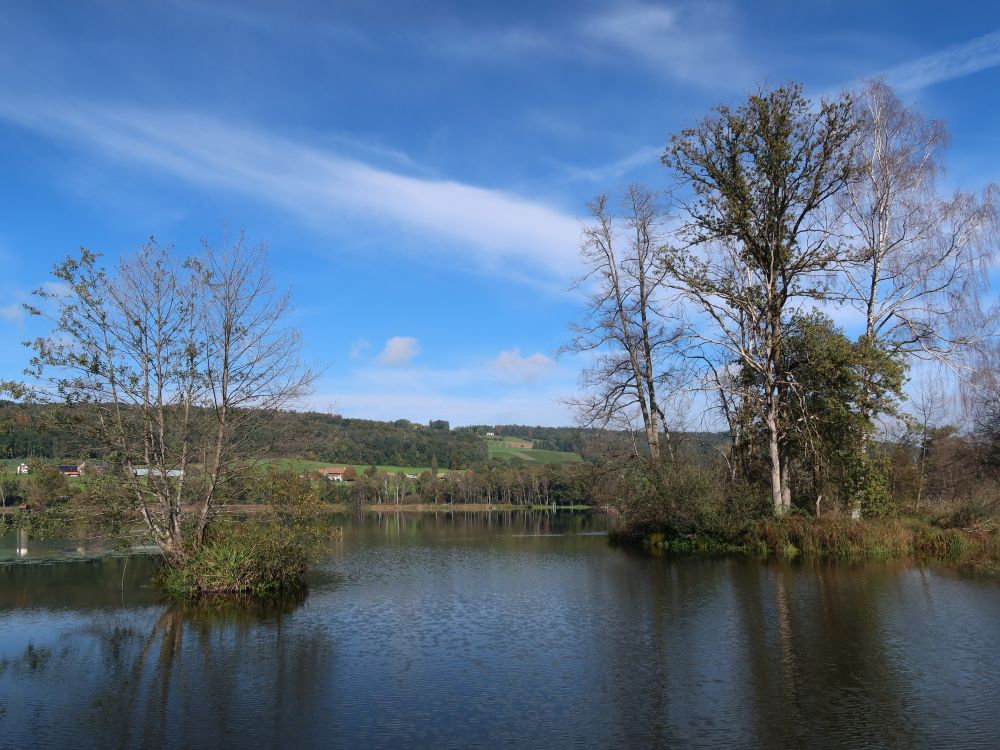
{"left": 219, "top": 502, "right": 596, "bottom": 514}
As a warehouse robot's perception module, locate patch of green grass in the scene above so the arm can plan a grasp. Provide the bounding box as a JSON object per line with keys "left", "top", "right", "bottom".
{"left": 486, "top": 443, "right": 583, "bottom": 465}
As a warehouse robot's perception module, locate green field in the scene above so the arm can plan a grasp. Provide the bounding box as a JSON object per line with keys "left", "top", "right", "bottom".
{"left": 486, "top": 439, "right": 583, "bottom": 465}
{"left": 265, "top": 458, "right": 439, "bottom": 476}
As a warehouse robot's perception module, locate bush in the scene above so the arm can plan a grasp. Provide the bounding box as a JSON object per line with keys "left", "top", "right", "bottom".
{"left": 613, "top": 459, "right": 768, "bottom": 541}
{"left": 158, "top": 521, "right": 316, "bottom": 598}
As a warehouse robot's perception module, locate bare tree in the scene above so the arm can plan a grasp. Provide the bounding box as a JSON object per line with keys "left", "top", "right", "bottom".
{"left": 908, "top": 372, "right": 948, "bottom": 511}
{"left": 843, "top": 79, "right": 999, "bottom": 396}
{"left": 26, "top": 234, "right": 315, "bottom": 561}
{"left": 661, "top": 83, "right": 860, "bottom": 514}
{"left": 563, "top": 185, "right": 686, "bottom": 463}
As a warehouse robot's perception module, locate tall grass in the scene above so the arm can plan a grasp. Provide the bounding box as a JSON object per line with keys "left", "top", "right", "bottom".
{"left": 633, "top": 515, "right": 1000, "bottom": 566}
{"left": 159, "top": 535, "right": 307, "bottom": 597}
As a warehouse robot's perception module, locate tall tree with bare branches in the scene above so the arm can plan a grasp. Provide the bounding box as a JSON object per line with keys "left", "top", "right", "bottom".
{"left": 842, "top": 79, "right": 999, "bottom": 415}
{"left": 564, "top": 185, "right": 685, "bottom": 463}
{"left": 25, "top": 235, "right": 315, "bottom": 561}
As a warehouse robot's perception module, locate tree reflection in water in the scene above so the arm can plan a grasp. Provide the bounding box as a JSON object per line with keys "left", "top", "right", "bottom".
{"left": 2, "top": 589, "right": 335, "bottom": 749}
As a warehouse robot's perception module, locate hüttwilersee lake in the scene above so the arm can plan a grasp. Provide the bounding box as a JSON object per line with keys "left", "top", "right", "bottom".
{"left": 2, "top": 510, "right": 999, "bottom": 749}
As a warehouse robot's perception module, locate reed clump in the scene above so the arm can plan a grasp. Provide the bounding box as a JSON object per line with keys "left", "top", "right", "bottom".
{"left": 629, "top": 514, "right": 1000, "bottom": 567}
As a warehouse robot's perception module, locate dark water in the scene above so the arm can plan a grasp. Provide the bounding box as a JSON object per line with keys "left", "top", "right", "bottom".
{"left": 2, "top": 510, "right": 999, "bottom": 749}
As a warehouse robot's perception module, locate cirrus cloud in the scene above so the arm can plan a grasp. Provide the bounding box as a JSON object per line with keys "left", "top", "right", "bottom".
{"left": 378, "top": 336, "right": 421, "bottom": 365}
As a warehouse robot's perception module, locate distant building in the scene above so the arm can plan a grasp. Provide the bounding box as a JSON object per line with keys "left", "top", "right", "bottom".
{"left": 58, "top": 465, "right": 80, "bottom": 477}
{"left": 404, "top": 473, "right": 419, "bottom": 480}
{"left": 16, "top": 463, "right": 29, "bottom": 475}
{"left": 485, "top": 432, "right": 495, "bottom": 437}
{"left": 319, "top": 467, "right": 347, "bottom": 482}
{"left": 133, "top": 467, "right": 184, "bottom": 478}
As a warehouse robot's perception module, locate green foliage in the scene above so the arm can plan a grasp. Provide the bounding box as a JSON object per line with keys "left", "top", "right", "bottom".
{"left": 728, "top": 312, "right": 905, "bottom": 514}
{"left": 157, "top": 523, "right": 312, "bottom": 598}
{"left": 612, "top": 460, "right": 768, "bottom": 540}
{"left": 635, "top": 513, "right": 999, "bottom": 565}
{"left": 27, "top": 464, "right": 72, "bottom": 508}
{"left": 664, "top": 82, "right": 859, "bottom": 260}
{"left": 0, "top": 402, "right": 490, "bottom": 468}
{"left": 843, "top": 449, "right": 894, "bottom": 518}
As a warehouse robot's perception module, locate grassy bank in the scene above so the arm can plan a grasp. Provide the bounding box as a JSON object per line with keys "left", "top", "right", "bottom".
{"left": 620, "top": 515, "right": 1000, "bottom": 567}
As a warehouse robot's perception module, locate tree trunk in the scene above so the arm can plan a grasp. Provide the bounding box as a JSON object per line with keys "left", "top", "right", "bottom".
{"left": 766, "top": 405, "right": 785, "bottom": 515}
{"left": 780, "top": 442, "right": 793, "bottom": 513}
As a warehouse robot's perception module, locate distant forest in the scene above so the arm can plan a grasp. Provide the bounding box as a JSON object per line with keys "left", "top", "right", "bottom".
{"left": 0, "top": 401, "right": 727, "bottom": 468}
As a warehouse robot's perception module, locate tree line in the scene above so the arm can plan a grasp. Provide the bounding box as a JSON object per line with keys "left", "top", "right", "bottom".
{"left": 0, "top": 401, "right": 487, "bottom": 468}
{"left": 311, "top": 463, "right": 592, "bottom": 507}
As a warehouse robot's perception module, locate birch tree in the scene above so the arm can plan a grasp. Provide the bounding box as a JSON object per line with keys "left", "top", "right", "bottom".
{"left": 660, "top": 83, "right": 860, "bottom": 514}
{"left": 842, "top": 79, "right": 999, "bottom": 408}
{"left": 26, "top": 235, "right": 315, "bottom": 561}
{"left": 564, "top": 185, "right": 685, "bottom": 463}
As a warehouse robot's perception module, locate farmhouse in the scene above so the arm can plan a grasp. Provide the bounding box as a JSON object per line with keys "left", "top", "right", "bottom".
{"left": 16, "top": 463, "right": 29, "bottom": 475}
{"left": 320, "top": 467, "right": 347, "bottom": 481}
{"left": 58, "top": 465, "right": 80, "bottom": 477}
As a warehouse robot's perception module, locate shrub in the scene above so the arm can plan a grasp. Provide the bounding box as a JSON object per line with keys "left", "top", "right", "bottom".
{"left": 158, "top": 521, "right": 315, "bottom": 598}
{"left": 614, "top": 460, "right": 768, "bottom": 541}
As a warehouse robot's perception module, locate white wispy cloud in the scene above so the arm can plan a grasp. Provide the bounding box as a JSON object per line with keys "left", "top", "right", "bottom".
{"left": 880, "top": 29, "right": 1000, "bottom": 93}
{"left": 554, "top": 145, "right": 663, "bottom": 185}
{"left": 0, "top": 97, "right": 583, "bottom": 282}
{"left": 378, "top": 336, "right": 421, "bottom": 365}
{"left": 0, "top": 302, "right": 24, "bottom": 323}
{"left": 580, "top": 2, "right": 752, "bottom": 88}
{"left": 421, "top": 2, "right": 749, "bottom": 89}
{"left": 349, "top": 338, "right": 371, "bottom": 359}
{"left": 316, "top": 345, "right": 573, "bottom": 423}
{"left": 489, "top": 348, "right": 556, "bottom": 383}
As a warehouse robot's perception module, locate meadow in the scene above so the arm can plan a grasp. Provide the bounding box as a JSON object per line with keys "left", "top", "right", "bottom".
{"left": 486, "top": 438, "right": 583, "bottom": 464}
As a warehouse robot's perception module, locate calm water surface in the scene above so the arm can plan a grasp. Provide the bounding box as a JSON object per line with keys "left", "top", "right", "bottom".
{"left": 1, "top": 510, "right": 999, "bottom": 749}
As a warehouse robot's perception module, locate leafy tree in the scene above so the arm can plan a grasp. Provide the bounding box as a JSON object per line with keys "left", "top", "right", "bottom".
{"left": 27, "top": 464, "right": 70, "bottom": 508}
{"left": 661, "top": 82, "right": 861, "bottom": 513}
{"left": 778, "top": 313, "right": 903, "bottom": 515}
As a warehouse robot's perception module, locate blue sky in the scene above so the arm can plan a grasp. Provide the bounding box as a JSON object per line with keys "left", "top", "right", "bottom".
{"left": 1, "top": 0, "right": 999, "bottom": 425}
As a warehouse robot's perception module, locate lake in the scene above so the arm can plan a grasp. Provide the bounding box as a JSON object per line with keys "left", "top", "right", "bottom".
{"left": 2, "top": 510, "right": 999, "bottom": 748}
